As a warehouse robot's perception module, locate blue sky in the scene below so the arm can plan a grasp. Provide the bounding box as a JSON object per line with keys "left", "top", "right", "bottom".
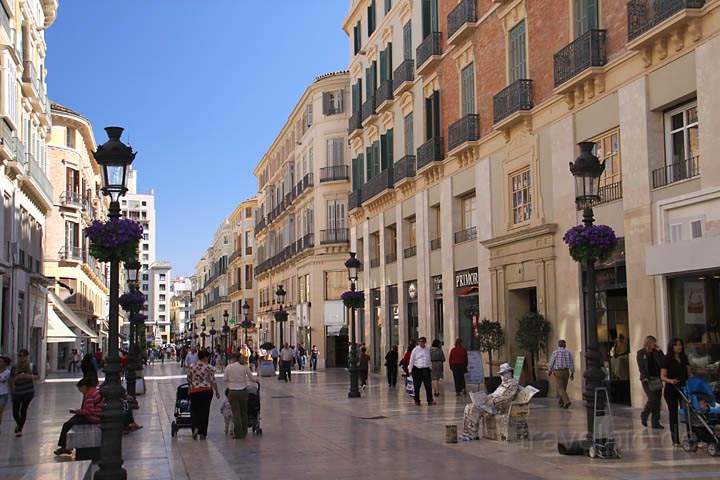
{"left": 46, "top": 1, "right": 349, "bottom": 276}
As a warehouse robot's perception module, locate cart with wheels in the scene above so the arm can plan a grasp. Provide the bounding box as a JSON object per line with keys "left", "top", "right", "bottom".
{"left": 588, "top": 387, "right": 621, "bottom": 459}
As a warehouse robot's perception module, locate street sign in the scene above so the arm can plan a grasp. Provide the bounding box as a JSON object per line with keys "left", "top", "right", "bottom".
{"left": 466, "top": 350, "right": 484, "bottom": 384}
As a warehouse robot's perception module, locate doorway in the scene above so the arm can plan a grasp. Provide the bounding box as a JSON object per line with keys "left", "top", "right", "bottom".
{"left": 597, "top": 289, "right": 630, "bottom": 405}
{"left": 506, "top": 287, "right": 537, "bottom": 361}
{"left": 325, "top": 326, "right": 349, "bottom": 368}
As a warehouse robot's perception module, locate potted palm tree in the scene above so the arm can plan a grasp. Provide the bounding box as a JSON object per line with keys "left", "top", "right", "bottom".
{"left": 476, "top": 318, "right": 505, "bottom": 393}
{"left": 515, "top": 312, "right": 551, "bottom": 397}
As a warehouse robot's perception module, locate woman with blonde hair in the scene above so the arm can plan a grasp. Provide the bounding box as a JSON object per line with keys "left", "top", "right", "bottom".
{"left": 636, "top": 335, "right": 664, "bottom": 429}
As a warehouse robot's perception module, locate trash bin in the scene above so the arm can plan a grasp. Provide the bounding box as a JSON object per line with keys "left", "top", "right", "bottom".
{"left": 446, "top": 424, "right": 458, "bottom": 443}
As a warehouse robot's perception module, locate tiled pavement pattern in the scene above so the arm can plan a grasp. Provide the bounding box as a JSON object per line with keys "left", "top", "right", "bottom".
{"left": 1, "top": 363, "right": 719, "bottom": 479}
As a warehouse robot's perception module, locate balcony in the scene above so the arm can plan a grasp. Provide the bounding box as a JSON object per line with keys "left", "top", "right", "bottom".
{"left": 375, "top": 80, "right": 394, "bottom": 113}
{"left": 651, "top": 156, "right": 700, "bottom": 189}
{"left": 254, "top": 217, "right": 266, "bottom": 234}
{"left": 385, "top": 250, "right": 398, "bottom": 264}
{"left": 321, "top": 228, "right": 349, "bottom": 244}
{"left": 393, "top": 155, "right": 416, "bottom": 184}
{"left": 362, "top": 168, "right": 394, "bottom": 203}
{"left": 60, "top": 190, "right": 82, "bottom": 208}
{"left": 576, "top": 181, "right": 624, "bottom": 209}
{"left": 229, "top": 283, "right": 240, "bottom": 294}
{"left": 349, "top": 111, "right": 362, "bottom": 135}
{"left": 59, "top": 246, "right": 83, "bottom": 262}
{"left": 448, "top": 114, "right": 480, "bottom": 154}
{"left": 493, "top": 79, "right": 534, "bottom": 131}
{"left": 361, "top": 96, "right": 377, "bottom": 125}
{"left": 416, "top": 32, "right": 442, "bottom": 75}
{"left": 553, "top": 29, "right": 607, "bottom": 98}
{"left": 22, "top": 61, "right": 40, "bottom": 99}
{"left": 349, "top": 189, "right": 363, "bottom": 211}
{"left": 417, "top": 137, "right": 444, "bottom": 171}
{"left": 627, "top": 0, "right": 705, "bottom": 55}
{"left": 370, "top": 257, "right": 380, "bottom": 268}
{"left": 403, "top": 246, "right": 417, "bottom": 258}
{"left": 393, "top": 59, "right": 415, "bottom": 94}
{"left": 0, "top": 121, "right": 13, "bottom": 160}
{"left": 320, "top": 165, "right": 349, "bottom": 183}
{"left": 454, "top": 226, "right": 477, "bottom": 244}
{"left": 430, "top": 238, "right": 441, "bottom": 250}
{"left": 447, "top": 0, "right": 478, "bottom": 45}
{"left": 229, "top": 249, "right": 242, "bottom": 264}
{"left": 23, "top": 152, "right": 53, "bottom": 203}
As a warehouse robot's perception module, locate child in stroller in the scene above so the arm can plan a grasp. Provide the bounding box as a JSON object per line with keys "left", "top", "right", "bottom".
{"left": 678, "top": 377, "right": 720, "bottom": 455}
{"left": 171, "top": 383, "right": 192, "bottom": 437}
{"left": 247, "top": 381, "right": 262, "bottom": 435}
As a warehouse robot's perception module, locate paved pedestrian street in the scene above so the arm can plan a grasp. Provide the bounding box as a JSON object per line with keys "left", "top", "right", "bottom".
{"left": 2, "top": 364, "right": 720, "bottom": 480}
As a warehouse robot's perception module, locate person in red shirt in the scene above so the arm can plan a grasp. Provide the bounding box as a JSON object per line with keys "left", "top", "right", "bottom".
{"left": 54, "top": 377, "right": 103, "bottom": 456}
{"left": 449, "top": 338, "right": 469, "bottom": 396}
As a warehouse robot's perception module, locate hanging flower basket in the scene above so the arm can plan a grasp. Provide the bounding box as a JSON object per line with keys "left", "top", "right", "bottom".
{"left": 119, "top": 290, "right": 146, "bottom": 312}
{"left": 85, "top": 218, "right": 143, "bottom": 263}
{"left": 129, "top": 313, "right": 147, "bottom": 325}
{"left": 240, "top": 319, "right": 255, "bottom": 329}
{"left": 341, "top": 290, "right": 365, "bottom": 309}
{"left": 563, "top": 224, "right": 618, "bottom": 263}
{"left": 274, "top": 310, "right": 288, "bottom": 322}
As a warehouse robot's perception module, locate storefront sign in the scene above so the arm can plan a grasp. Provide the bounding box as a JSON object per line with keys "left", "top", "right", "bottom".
{"left": 455, "top": 270, "right": 479, "bottom": 289}
{"left": 513, "top": 356, "right": 525, "bottom": 381}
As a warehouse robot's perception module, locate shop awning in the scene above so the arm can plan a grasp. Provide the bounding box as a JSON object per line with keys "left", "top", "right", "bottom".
{"left": 46, "top": 288, "right": 99, "bottom": 342}
{"left": 47, "top": 309, "right": 77, "bottom": 343}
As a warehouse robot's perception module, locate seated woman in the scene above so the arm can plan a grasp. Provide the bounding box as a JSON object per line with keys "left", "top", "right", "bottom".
{"left": 54, "top": 377, "right": 103, "bottom": 456}
{"left": 119, "top": 386, "right": 142, "bottom": 433}
{"left": 460, "top": 363, "right": 519, "bottom": 441}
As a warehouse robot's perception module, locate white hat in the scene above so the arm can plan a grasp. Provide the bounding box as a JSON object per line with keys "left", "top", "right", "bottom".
{"left": 498, "top": 362, "right": 513, "bottom": 375}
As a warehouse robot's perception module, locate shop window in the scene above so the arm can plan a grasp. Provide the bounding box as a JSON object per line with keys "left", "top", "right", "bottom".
{"left": 510, "top": 168, "right": 532, "bottom": 225}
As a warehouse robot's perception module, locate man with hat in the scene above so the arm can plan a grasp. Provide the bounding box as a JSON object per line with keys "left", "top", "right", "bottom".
{"left": 460, "top": 362, "right": 520, "bottom": 440}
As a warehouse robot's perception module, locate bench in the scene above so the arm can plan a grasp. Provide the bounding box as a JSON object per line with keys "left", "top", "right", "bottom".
{"left": 21, "top": 460, "right": 93, "bottom": 480}
{"left": 66, "top": 424, "right": 102, "bottom": 461}
{"left": 482, "top": 385, "right": 539, "bottom": 442}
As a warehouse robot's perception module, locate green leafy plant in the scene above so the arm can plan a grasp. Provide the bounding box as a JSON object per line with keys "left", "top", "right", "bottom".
{"left": 476, "top": 319, "right": 505, "bottom": 377}
{"left": 515, "top": 312, "right": 551, "bottom": 381}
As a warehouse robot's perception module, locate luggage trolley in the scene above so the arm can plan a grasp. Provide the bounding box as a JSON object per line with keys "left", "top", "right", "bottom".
{"left": 588, "top": 387, "right": 621, "bottom": 459}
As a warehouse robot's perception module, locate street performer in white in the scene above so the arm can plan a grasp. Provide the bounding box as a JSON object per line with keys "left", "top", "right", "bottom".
{"left": 460, "top": 362, "right": 519, "bottom": 441}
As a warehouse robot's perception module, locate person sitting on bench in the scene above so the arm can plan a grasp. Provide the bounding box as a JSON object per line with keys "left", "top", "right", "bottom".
{"left": 460, "top": 362, "right": 519, "bottom": 441}
{"left": 54, "top": 377, "right": 103, "bottom": 456}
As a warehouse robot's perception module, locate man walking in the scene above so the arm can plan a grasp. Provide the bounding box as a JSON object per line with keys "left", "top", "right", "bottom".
{"left": 224, "top": 353, "right": 256, "bottom": 439}
{"left": 385, "top": 345, "right": 399, "bottom": 387}
{"left": 548, "top": 340, "right": 574, "bottom": 408}
{"left": 185, "top": 347, "right": 199, "bottom": 369}
{"left": 409, "top": 337, "right": 434, "bottom": 406}
{"left": 270, "top": 345, "right": 279, "bottom": 373}
{"left": 279, "top": 343, "right": 294, "bottom": 382}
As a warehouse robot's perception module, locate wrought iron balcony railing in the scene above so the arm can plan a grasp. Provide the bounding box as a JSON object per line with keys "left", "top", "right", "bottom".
{"left": 393, "top": 155, "right": 416, "bottom": 183}
{"left": 349, "top": 111, "right": 362, "bottom": 132}
{"left": 361, "top": 96, "right": 376, "bottom": 123}
{"left": 430, "top": 238, "right": 441, "bottom": 251}
{"left": 362, "top": 168, "right": 394, "bottom": 202}
{"left": 553, "top": 29, "right": 607, "bottom": 87}
{"left": 376, "top": 80, "right": 393, "bottom": 107}
{"left": 393, "top": 59, "right": 415, "bottom": 92}
{"left": 403, "top": 246, "right": 417, "bottom": 259}
{"left": 320, "top": 165, "right": 349, "bottom": 182}
{"left": 493, "top": 79, "right": 534, "bottom": 124}
{"left": 60, "top": 190, "right": 82, "bottom": 207}
{"left": 651, "top": 156, "right": 700, "bottom": 189}
{"left": 417, "top": 137, "right": 444, "bottom": 170}
{"left": 448, "top": 114, "right": 480, "bottom": 152}
{"left": 628, "top": 0, "right": 705, "bottom": 41}
{"left": 349, "top": 189, "right": 362, "bottom": 210}
{"left": 454, "top": 226, "right": 477, "bottom": 244}
{"left": 417, "top": 32, "right": 442, "bottom": 71}
{"left": 576, "top": 181, "right": 624, "bottom": 209}
{"left": 448, "top": 0, "right": 477, "bottom": 40}
{"left": 320, "top": 228, "right": 349, "bottom": 244}
{"left": 59, "top": 246, "right": 83, "bottom": 261}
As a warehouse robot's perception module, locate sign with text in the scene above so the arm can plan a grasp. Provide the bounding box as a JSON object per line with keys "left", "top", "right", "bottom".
{"left": 455, "top": 269, "right": 479, "bottom": 289}
{"left": 513, "top": 356, "right": 525, "bottom": 381}
{"left": 466, "top": 350, "right": 485, "bottom": 384}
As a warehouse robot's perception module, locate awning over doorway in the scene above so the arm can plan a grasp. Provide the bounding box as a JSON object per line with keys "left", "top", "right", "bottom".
{"left": 47, "top": 309, "right": 77, "bottom": 343}
{"left": 46, "top": 288, "right": 99, "bottom": 342}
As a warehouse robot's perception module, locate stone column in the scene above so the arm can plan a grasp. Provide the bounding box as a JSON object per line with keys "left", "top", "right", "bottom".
{"left": 440, "top": 176, "right": 457, "bottom": 345}
{"left": 696, "top": 35, "right": 720, "bottom": 188}
{"left": 378, "top": 210, "right": 388, "bottom": 367}
{"left": 396, "top": 202, "right": 407, "bottom": 353}
{"left": 475, "top": 158, "right": 492, "bottom": 321}
{"left": 415, "top": 189, "right": 431, "bottom": 339}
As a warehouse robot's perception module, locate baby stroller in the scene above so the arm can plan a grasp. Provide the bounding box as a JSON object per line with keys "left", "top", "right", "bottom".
{"left": 171, "top": 383, "right": 192, "bottom": 438}
{"left": 678, "top": 377, "right": 720, "bottom": 456}
{"left": 248, "top": 381, "right": 262, "bottom": 435}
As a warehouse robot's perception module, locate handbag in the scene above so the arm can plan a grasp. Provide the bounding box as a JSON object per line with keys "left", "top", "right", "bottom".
{"left": 647, "top": 377, "right": 663, "bottom": 392}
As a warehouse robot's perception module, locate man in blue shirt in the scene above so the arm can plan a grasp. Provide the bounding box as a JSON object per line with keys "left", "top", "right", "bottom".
{"left": 548, "top": 340, "right": 574, "bottom": 409}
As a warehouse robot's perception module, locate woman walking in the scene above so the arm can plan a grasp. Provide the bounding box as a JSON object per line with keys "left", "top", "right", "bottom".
{"left": 311, "top": 345, "right": 319, "bottom": 371}
{"left": 430, "top": 340, "right": 446, "bottom": 397}
{"left": 661, "top": 337, "right": 691, "bottom": 446}
{"left": 0, "top": 356, "right": 11, "bottom": 431}
{"left": 448, "top": 338, "right": 469, "bottom": 396}
{"left": 385, "top": 345, "right": 399, "bottom": 387}
{"left": 186, "top": 349, "right": 219, "bottom": 439}
{"left": 359, "top": 346, "right": 370, "bottom": 390}
{"left": 10, "top": 349, "right": 37, "bottom": 437}
{"left": 636, "top": 335, "right": 664, "bottom": 429}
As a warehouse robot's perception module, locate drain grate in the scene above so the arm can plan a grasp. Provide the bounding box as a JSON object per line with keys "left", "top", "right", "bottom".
{"left": 271, "top": 395, "right": 295, "bottom": 399}
{"left": 358, "top": 415, "right": 387, "bottom": 420}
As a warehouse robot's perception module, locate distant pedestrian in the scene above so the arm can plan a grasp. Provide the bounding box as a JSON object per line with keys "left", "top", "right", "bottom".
{"left": 279, "top": 343, "right": 293, "bottom": 382}
{"left": 271, "top": 345, "right": 279, "bottom": 372}
{"left": 400, "top": 343, "right": 414, "bottom": 377}
{"left": 409, "top": 337, "right": 434, "bottom": 406}
{"left": 186, "top": 350, "right": 219, "bottom": 440}
{"left": 310, "top": 345, "right": 319, "bottom": 371}
{"left": 548, "top": 340, "right": 574, "bottom": 409}
{"left": 68, "top": 349, "right": 80, "bottom": 373}
{"left": 448, "top": 338, "right": 468, "bottom": 396}
{"left": 185, "top": 347, "right": 199, "bottom": 368}
{"left": 661, "top": 338, "right": 691, "bottom": 446}
{"left": 385, "top": 345, "right": 399, "bottom": 387}
{"left": 0, "top": 356, "right": 11, "bottom": 431}
{"left": 359, "top": 346, "right": 370, "bottom": 389}
{"left": 298, "top": 344, "right": 307, "bottom": 370}
{"left": 637, "top": 335, "right": 664, "bottom": 429}
{"left": 80, "top": 353, "right": 99, "bottom": 386}
{"left": 430, "top": 339, "right": 445, "bottom": 397}
{"left": 54, "top": 377, "right": 103, "bottom": 456}
{"left": 10, "top": 349, "right": 37, "bottom": 437}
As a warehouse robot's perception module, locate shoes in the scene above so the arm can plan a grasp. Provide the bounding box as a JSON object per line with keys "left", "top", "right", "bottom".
{"left": 434, "top": 392, "right": 439, "bottom": 397}
{"left": 54, "top": 448, "right": 72, "bottom": 456}
{"left": 415, "top": 401, "right": 421, "bottom": 406}
{"left": 563, "top": 402, "right": 571, "bottom": 409}
{"left": 192, "top": 429, "right": 198, "bottom": 440}
{"left": 641, "top": 414, "right": 648, "bottom": 427}
{"left": 651, "top": 424, "right": 664, "bottom": 430}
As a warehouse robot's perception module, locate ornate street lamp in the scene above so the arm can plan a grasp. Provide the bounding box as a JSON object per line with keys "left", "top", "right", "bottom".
{"left": 275, "top": 285, "right": 287, "bottom": 346}
{"left": 93, "top": 126, "right": 136, "bottom": 480}
{"left": 209, "top": 317, "right": 217, "bottom": 350}
{"left": 569, "top": 141, "right": 606, "bottom": 440}
{"left": 124, "top": 260, "right": 142, "bottom": 402}
{"left": 241, "top": 300, "right": 253, "bottom": 346}
{"left": 345, "top": 252, "right": 362, "bottom": 399}
{"left": 222, "top": 310, "right": 230, "bottom": 353}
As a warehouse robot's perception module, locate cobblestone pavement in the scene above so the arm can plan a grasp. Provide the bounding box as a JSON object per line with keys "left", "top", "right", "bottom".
{"left": 1, "top": 363, "right": 720, "bottom": 479}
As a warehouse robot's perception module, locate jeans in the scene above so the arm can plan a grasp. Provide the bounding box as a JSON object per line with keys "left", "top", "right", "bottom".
{"left": 386, "top": 366, "right": 397, "bottom": 387}
{"left": 665, "top": 387, "right": 681, "bottom": 444}
{"left": 227, "top": 389, "right": 249, "bottom": 438}
{"left": 641, "top": 380, "right": 662, "bottom": 426}
{"left": 58, "top": 415, "right": 94, "bottom": 448}
{"left": 450, "top": 365, "right": 466, "bottom": 394}
{"left": 412, "top": 368, "right": 433, "bottom": 404}
{"left": 280, "top": 361, "right": 292, "bottom": 381}
{"left": 311, "top": 356, "right": 318, "bottom": 371}
{"left": 12, "top": 393, "right": 33, "bottom": 432}
{"left": 189, "top": 390, "right": 213, "bottom": 436}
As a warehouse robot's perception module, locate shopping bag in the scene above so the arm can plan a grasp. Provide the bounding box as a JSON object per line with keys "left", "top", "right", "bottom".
{"left": 405, "top": 376, "right": 414, "bottom": 396}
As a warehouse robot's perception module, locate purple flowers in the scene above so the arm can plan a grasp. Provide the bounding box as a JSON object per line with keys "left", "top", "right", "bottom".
{"left": 341, "top": 290, "right": 365, "bottom": 309}
{"left": 120, "top": 290, "right": 146, "bottom": 312}
{"left": 129, "top": 313, "right": 147, "bottom": 325}
{"left": 85, "top": 218, "right": 143, "bottom": 263}
{"left": 563, "top": 224, "right": 618, "bottom": 262}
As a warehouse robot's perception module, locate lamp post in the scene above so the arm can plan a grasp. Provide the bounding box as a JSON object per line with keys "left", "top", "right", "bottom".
{"left": 209, "top": 317, "right": 217, "bottom": 351}
{"left": 275, "top": 285, "right": 286, "bottom": 346}
{"left": 241, "top": 300, "right": 252, "bottom": 346}
{"left": 569, "top": 141, "right": 606, "bottom": 439}
{"left": 124, "top": 260, "right": 141, "bottom": 402}
{"left": 222, "top": 310, "right": 230, "bottom": 353}
{"left": 93, "top": 126, "right": 136, "bottom": 480}
{"left": 345, "top": 252, "right": 362, "bottom": 399}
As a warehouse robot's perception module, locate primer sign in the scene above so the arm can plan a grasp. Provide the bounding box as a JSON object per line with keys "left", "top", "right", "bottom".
{"left": 455, "top": 269, "right": 479, "bottom": 289}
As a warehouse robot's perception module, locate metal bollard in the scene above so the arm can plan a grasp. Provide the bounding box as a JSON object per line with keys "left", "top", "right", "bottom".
{"left": 446, "top": 424, "right": 458, "bottom": 443}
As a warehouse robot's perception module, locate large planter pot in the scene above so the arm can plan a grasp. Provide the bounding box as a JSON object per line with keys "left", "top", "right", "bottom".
{"left": 484, "top": 376, "right": 501, "bottom": 394}
{"left": 529, "top": 379, "right": 549, "bottom": 397}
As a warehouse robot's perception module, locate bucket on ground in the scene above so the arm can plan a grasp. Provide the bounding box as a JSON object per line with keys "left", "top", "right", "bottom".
{"left": 446, "top": 424, "right": 458, "bottom": 443}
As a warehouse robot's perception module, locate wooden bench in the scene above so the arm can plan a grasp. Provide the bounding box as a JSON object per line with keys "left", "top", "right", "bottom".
{"left": 66, "top": 424, "right": 102, "bottom": 461}
{"left": 21, "top": 460, "right": 93, "bottom": 480}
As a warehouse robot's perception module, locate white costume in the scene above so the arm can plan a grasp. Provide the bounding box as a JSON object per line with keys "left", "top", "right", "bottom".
{"left": 461, "top": 363, "right": 519, "bottom": 440}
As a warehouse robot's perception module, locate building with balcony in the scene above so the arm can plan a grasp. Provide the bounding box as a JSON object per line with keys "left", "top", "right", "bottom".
{"left": 44, "top": 102, "right": 108, "bottom": 370}
{"left": 0, "top": 0, "right": 58, "bottom": 374}
{"left": 343, "top": 0, "right": 720, "bottom": 408}
{"left": 227, "top": 197, "right": 257, "bottom": 348}
{"left": 253, "top": 71, "right": 351, "bottom": 368}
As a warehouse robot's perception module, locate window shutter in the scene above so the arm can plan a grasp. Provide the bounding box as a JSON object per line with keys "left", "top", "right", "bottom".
{"left": 430, "top": 0, "right": 439, "bottom": 33}
{"left": 374, "top": 141, "right": 381, "bottom": 176}
{"left": 379, "top": 49, "right": 387, "bottom": 84}
{"left": 422, "top": 0, "right": 431, "bottom": 38}
{"left": 432, "top": 91, "right": 441, "bottom": 141}
{"left": 380, "top": 134, "right": 387, "bottom": 171}
{"left": 404, "top": 113, "right": 414, "bottom": 156}
{"left": 337, "top": 89, "right": 344, "bottom": 113}
{"left": 461, "top": 63, "right": 475, "bottom": 116}
{"left": 322, "top": 92, "right": 330, "bottom": 115}
{"left": 509, "top": 21, "right": 527, "bottom": 82}
{"left": 334, "top": 138, "right": 344, "bottom": 166}
{"left": 387, "top": 128, "right": 394, "bottom": 165}
{"left": 357, "top": 153, "right": 365, "bottom": 186}
{"left": 387, "top": 42, "right": 393, "bottom": 78}
{"left": 403, "top": 22, "right": 412, "bottom": 60}
{"left": 385, "top": 0, "right": 392, "bottom": 14}
{"left": 366, "top": 146, "right": 373, "bottom": 179}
